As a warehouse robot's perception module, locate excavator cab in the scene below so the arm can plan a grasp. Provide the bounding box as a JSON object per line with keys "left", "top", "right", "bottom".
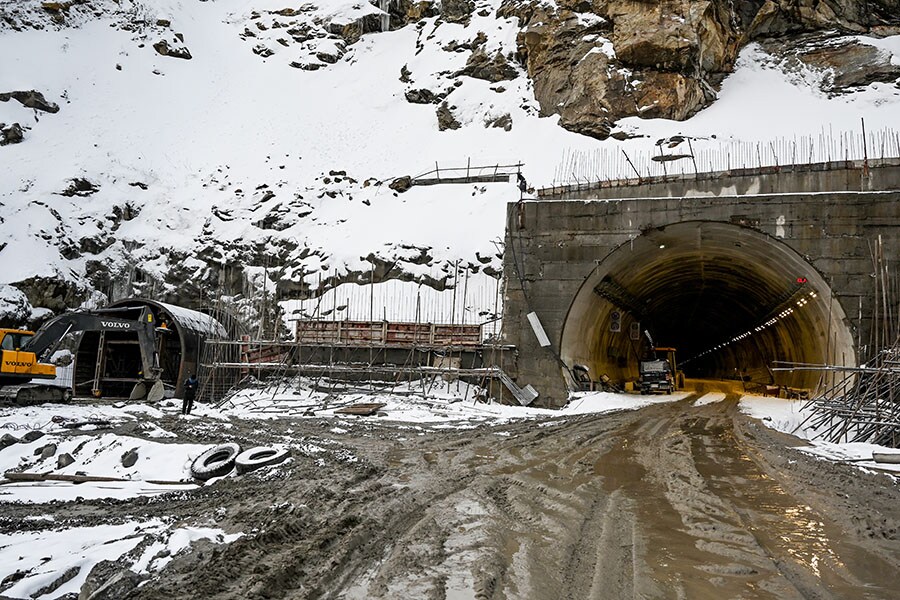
{"left": 1, "top": 329, "right": 33, "bottom": 351}
{"left": 0, "top": 329, "right": 55, "bottom": 382}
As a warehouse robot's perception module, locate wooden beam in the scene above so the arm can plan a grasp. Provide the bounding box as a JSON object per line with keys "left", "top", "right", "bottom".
{"left": 3, "top": 471, "right": 191, "bottom": 485}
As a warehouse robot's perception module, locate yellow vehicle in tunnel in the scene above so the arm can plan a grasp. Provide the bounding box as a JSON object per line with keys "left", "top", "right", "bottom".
{"left": 639, "top": 347, "right": 681, "bottom": 395}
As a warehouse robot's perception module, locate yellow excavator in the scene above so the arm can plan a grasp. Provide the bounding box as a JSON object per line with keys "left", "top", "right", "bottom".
{"left": 0, "top": 306, "right": 163, "bottom": 405}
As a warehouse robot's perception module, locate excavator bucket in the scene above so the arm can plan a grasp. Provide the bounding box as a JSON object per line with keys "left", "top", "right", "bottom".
{"left": 129, "top": 379, "right": 165, "bottom": 403}
{"left": 146, "top": 379, "right": 165, "bottom": 403}
{"left": 129, "top": 381, "right": 147, "bottom": 401}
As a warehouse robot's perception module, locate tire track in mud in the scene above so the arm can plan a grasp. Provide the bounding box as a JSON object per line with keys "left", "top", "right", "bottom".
{"left": 627, "top": 397, "right": 814, "bottom": 599}
{"left": 29, "top": 393, "right": 897, "bottom": 600}
{"left": 684, "top": 397, "right": 900, "bottom": 599}
{"left": 611, "top": 388, "right": 900, "bottom": 599}
{"left": 442, "top": 388, "right": 900, "bottom": 600}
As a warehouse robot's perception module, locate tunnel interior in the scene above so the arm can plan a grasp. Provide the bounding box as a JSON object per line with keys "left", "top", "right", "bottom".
{"left": 560, "top": 221, "right": 855, "bottom": 392}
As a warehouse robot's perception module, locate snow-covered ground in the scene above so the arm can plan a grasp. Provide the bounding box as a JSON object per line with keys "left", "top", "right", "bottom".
{"left": 2, "top": 386, "right": 898, "bottom": 599}
{"left": 0, "top": 519, "right": 241, "bottom": 600}
{"left": 1, "top": 0, "right": 899, "bottom": 311}
{"left": 740, "top": 396, "right": 900, "bottom": 475}
{"left": 0, "top": 402, "right": 203, "bottom": 502}
{"left": 2, "top": 385, "right": 895, "bottom": 507}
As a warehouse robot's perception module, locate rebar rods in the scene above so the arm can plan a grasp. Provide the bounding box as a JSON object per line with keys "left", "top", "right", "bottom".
{"left": 796, "top": 344, "right": 900, "bottom": 447}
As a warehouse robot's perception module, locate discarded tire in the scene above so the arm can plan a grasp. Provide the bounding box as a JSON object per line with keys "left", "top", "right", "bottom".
{"left": 191, "top": 443, "right": 241, "bottom": 481}
{"left": 235, "top": 446, "right": 290, "bottom": 475}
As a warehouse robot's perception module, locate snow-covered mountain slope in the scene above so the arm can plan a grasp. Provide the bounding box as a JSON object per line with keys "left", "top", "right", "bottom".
{"left": 1, "top": 0, "right": 898, "bottom": 325}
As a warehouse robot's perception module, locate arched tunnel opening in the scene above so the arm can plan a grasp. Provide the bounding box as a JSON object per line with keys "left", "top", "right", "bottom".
{"left": 560, "top": 221, "right": 855, "bottom": 392}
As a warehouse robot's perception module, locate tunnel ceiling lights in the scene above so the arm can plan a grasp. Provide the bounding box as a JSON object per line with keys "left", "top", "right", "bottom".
{"left": 685, "top": 289, "right": 819, "bottom": 363}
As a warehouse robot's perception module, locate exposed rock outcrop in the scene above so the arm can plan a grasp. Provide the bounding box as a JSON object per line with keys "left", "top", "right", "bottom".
{"left": 441, "top": 0, "right": 476, "bottom": 23}
{"left": 748, "top": 0, "right": 900, "bottom": 36}
{"left": 405, "top": 88, "right": 446, "bottom": 104}
{"left": 59, "top": 177, "right": 99, "bottom": 196}
{"left": 0, "top": 90, "right": 60, "bottom": 112}
{"left": 14, "top": 276, "right": 85, "bottom": 313}
{"left": 436, "top": 102, "right": 462, "bottom": 130}
{"left": 79, "top": 559, "right": 148, "bottom": 600}
{"left": 0, "top": 284, "right": 31, "bottom": 327}
{"left": 764, "top": 33, "right": 900, "bottom": 93}
{"left": 499, "top": 0, "right": 900, "bottom": 139}
{"left": 455, "top": 49, "right": 519, "bottom": 82}
{"left": 0, "top": 122, "right": 24, "bottom": 145}
{"left": 485, "top": 113, "right": 513, "bottom": 130}
{"left": 153, "top": 38, "right": 192, "bottom": 59}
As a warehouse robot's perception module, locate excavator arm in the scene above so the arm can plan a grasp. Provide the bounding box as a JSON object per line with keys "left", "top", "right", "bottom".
{"left": 24, "top": 306, "right": 162, "bottom": 381}
{"left": 1, "top": 306, "right": 164, "bottom": 404}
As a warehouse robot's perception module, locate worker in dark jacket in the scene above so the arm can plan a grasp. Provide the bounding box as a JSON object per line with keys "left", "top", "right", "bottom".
{"left": 182, "top": 374, "right": 198, "bottom": 415}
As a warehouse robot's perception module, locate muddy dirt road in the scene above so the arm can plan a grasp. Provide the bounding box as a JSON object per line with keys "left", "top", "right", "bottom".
{"left": 5, "top": 384, "right": 899, "bottom": 599}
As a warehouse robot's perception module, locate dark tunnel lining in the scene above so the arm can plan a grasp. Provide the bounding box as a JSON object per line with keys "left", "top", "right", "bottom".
{"left": 560, "top": 221, "right": 855, "bottom": 391}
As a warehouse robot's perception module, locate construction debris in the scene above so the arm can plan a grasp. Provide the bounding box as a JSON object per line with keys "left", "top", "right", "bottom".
{"left": 2, "top": 472, "right": 188, "bottom": 485}
{"left": 773, "top": 234, "right": 900, "bottom": 448}
{"left": 795, "top": 347, "right": 900, "bottom": 448}
{"left": 334, "top": 402, "right": 386, "bottom": 416}
{"left": 873, "top": 452, "right": 900, "bottom": 464}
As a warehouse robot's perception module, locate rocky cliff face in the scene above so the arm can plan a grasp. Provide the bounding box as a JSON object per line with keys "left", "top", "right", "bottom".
{"left": 0, "top": 0, "right": 898, "bottom": 327}
{"left": 498, "top": 0, "right": 900, "bottom": 139}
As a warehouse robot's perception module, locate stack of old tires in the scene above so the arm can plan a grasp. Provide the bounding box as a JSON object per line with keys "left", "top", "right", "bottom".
{"left": 190, "top": 443, "right": 290, "bottom": 481}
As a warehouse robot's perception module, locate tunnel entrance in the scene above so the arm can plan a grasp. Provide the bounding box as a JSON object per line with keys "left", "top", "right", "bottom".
{"left": 560, "top": 221, "right": 855, "bottom": 392}
{"left": 73, "top": 300, "right": 230, "bottom": 399}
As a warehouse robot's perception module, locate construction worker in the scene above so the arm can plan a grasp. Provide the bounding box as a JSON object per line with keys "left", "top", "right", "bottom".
{"left": 182, "top": 373, "right": 198, "bottom": 415}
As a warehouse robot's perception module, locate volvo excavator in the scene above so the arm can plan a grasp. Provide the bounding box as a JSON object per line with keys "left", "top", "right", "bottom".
{"left": 0, "top": 306, "right": 163, "bottom": 405}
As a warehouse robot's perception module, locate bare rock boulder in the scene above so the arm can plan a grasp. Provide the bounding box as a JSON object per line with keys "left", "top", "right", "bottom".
{"left": 58, "top": 452, "right": 75, "bottom": 468}
{"left": 37, "top": 443, "right": 58, "bottom": 459}
{"left": 22, "top": 430, "right": 44, "bottom": 443}
{"left": 765, "top": 34, "right": 900, "bottom": 93}
{"left": 436, "top": 102, "right": 462, "bottom": 130}
{"left": 0, "top": 90, "right": 60, "bottom": 113}
{"left": 153, "top": 38, "right": 193, "bottom": 60}
{"left": 0, "top": 122, "right": 24, "bottom": 145}
{"left": 389, "top": 176, "right": 412, "bottom": 192}
{"left": 121, "top": 448, "right": 139, "bottom": 468}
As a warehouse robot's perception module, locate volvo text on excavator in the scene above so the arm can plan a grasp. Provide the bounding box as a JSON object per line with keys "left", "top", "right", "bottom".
{"left": 0, "top": 306, "right": 163, "bottom": 405}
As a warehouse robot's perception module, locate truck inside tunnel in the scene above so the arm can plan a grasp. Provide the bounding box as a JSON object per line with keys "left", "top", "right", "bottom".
{"left": 559, "top": 221, "right": 855, "bottom": 392}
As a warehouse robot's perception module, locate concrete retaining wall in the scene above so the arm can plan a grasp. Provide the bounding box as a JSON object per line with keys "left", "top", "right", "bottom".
{"left": 539, "top": 159, "right": 900, "bottom": 201}
{"left": 501, "top": 187, "right": 900, "bottom": 407}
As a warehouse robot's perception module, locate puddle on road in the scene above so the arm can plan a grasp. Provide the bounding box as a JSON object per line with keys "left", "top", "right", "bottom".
{"left": 590, "top": 399, "right": 899, "bottom": 599}
{"left": 592, "top": 425, "right": 775, "bottom": 599}
{"left": 687, "top": 415, "right": 899, "bottom": 598}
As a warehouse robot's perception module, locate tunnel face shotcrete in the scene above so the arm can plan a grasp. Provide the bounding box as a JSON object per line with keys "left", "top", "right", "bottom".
{"left": 560, "top": 222, "right": 855, "bottom": 389}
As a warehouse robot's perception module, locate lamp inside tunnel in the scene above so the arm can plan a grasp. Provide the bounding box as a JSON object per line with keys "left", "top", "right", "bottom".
{"left": 560, "top": 221, "right": 855, "bottom": 390}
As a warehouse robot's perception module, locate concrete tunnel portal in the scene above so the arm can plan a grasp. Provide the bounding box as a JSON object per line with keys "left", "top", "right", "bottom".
{"left": 559, "top": 221, "right": 855, "bottom": 391}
